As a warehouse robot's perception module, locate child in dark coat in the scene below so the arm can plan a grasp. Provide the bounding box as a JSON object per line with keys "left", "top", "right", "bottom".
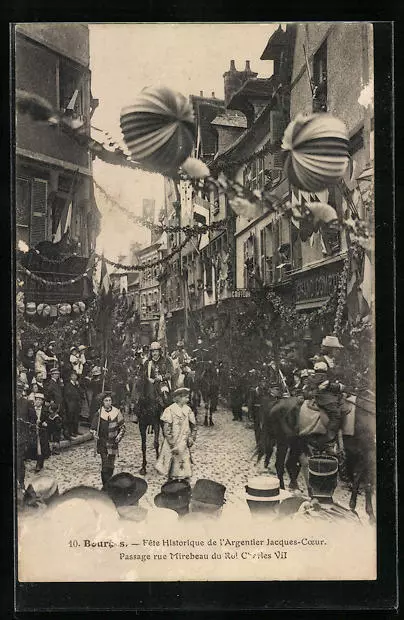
{"left": 47, "top": 403, "right": 63, "bottom": 455}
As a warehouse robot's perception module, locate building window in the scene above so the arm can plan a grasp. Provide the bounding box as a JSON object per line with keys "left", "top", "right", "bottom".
{"left": 59, "top": 60, "right": 85, "bottom": 119}
{"left": 312, "top": 41, "right": 327, "bottom": 112}
{"left": 349, "top": 127, "right": 365, "bottom": 155}
{"left": 16, "top": 176, "right": 48, "bottom": 247}
{"left": 260, "top": 224, "right": 274, "bottom": 285}
{"left": 244, "top": 156, "right": 265, "bottom": 191}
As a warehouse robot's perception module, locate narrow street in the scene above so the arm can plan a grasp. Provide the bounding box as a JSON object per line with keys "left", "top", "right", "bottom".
{"left": 23, "top": 401, "right": 369, "bottom": 519}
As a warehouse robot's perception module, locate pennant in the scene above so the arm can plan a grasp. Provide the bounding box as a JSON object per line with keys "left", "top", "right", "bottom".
{"left": 64, "top": 202, "right": 72, "bottom": 233}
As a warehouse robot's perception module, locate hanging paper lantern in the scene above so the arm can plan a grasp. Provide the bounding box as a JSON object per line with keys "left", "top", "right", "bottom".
{"left": 25, "top": 302, "right": 36, "bottom": 316}
{"left": 37, "top": 303, "right": 45, "bottom": 316}
{"left": 181, "top": 157, "right": 210, "bottom": 178}
{"left": 282, "top": 113, "right": 350, "bottom": 192}
{"left": 72, "top": 303, "right": 80, "bottom": 315}
{"left": 42, "top": 305, "right": 51, "bottom": 317}
{"left": 120, "top": 86, "right": 196, "bottom": 174}
{"left": 50, "top": 305, "right": 58, "bottom": 317}
{"left": 77, "top": 301, "right": 86, "bottom": 313}
{"left": 58, "top": 303, "right": 72, "bottom": 316}
{"left": 304, "top": 202, "right": 339, "bottom": 229}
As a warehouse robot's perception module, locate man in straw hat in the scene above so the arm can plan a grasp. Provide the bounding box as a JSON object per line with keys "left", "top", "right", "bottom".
{"left": 245, "top": 475, "right": 291, "bottom": 519}
{"left": 308, "top": 343, "right": 349, "bottom": 450}
{"left": 155, "top": 387, "right": 197, "bottom": 481}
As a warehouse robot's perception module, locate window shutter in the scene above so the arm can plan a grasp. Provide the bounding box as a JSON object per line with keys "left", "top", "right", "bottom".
{"left": 270, "top": 110, "right": 286, "bottom": 145}
{"left": 30, "top": 178, "right": 48, "bottom": 246}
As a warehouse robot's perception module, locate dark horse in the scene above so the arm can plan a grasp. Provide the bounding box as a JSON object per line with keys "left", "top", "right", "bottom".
{"left": 256, "top": 390, "right": 376, "bottom": 521}
{"left": 135, "top": 371, "right": 172, "bottom": 476}
{"left": 198, "top": 361, "right": 221, "bottom": 426}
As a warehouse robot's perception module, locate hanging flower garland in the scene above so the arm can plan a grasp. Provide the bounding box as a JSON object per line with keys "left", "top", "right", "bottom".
{"left": 94, "top": 179, "right": 231, "bottom": 235}
{"left": 99, "top": 234, "right": 192, "bottom": 272}
{"left": 17, "top": 256, "right": 100, "bottom": 287}
{"left": 333, "top": 251, "right": 351, "bottom": 335}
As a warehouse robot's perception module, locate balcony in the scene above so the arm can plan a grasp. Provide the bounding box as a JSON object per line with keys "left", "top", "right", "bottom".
{"left": 18, "top": 251, "right": 92, "bottom": 304}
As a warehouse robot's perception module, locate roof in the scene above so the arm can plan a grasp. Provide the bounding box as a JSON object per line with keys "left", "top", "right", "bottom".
{"left": 190, "top": 95, "right": 225, "bottom": 159}
{"left": 212, "top": 101, "right": 273, "bottom": 165}
{"left": 211, "top": 109, "right": 247, "bottom": 128}
{"left": 227, "top": 77, "right": 277, "bottom": 112}
{"left": 260, "top": 25, "right": 290, "bottom": 60}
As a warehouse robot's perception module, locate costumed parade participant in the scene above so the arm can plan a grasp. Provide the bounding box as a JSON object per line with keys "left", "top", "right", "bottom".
{"left": 144, "top": 341, "right": 174, "bottom": 409}
{"left": 156, "top": 387, "right": 197, "bottom": 481}
{"left": 90, "top": 392, "right": 126, "bottom": 486}
{"left": 25, "top": 393, "right": 51, "bottom": 473}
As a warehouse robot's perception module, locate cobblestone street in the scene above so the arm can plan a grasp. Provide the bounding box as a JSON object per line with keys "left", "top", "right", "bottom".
{"left": 23, "top": 401, "right": 369, "bottom": 519}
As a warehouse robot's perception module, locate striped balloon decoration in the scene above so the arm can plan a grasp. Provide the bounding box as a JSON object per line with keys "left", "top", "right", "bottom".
{"left": 282, "top": 113, "right": 350, "bottom": 192}
{"left": 120, "top": 86, "right": 196, "bottom": 175}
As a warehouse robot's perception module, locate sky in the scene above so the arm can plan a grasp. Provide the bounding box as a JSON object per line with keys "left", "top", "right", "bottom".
{"left": 89, "top": 23, "right": 278, "bottom": 260}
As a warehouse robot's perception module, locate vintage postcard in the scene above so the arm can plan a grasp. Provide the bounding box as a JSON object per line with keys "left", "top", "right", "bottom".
{"left": 15, "top": 22, "right": 377, "bottom": 585}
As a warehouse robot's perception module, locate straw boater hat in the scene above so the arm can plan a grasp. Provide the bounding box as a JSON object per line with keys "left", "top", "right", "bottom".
{"left": 34, "top": 393, "right": 45, "bottom": 400}
{"left": 50, "top": 367, "right": 60, "bottom": 375}
{"left": 245, "top": 476, "right": 290, "bottom": 503}
{"left": 172, "top": 387, "right": 190, "bottom": 399}
{"left": 321, "top": 335, "right": 344, "bottom": 349}
{"left": 78, "top": 345, "right": 87, "bottom": 351}
{"left": 70, "top": 345, "right": 78, "bottom": 353}
{"left": 314, "top": 361, "right": 328, "bottom": 372}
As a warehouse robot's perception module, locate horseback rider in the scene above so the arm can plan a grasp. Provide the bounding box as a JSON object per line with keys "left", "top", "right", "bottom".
{"left": 171, "top": 340, "right": 191, "bottom": 372}
{"left": 308, "top": 359, "right": 346, "bottom": 449}
{"left": 144, "top": 341, "right": 174, "bottom": 407}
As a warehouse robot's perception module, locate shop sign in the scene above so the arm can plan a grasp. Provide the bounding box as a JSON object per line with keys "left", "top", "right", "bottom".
{"left": 295, "top": 267, "right": 341, "bottom": 302}
{"left": 231, "top": 289, "right": 251, "bottom": 298}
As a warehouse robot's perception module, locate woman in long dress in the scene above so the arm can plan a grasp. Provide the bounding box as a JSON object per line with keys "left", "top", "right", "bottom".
{"left": 156, "top": 387, "right": 197, "bottom": 481}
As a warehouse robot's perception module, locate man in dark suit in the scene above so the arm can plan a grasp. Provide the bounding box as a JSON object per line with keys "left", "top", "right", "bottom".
{"left": 16, "top": 379, "right": 37, "bottom": 490}
{"left": 64, "top": 370, "right": 83, "bottom": 437}
{"left": 45, "top": 367, "right": 67, "bottom": 437}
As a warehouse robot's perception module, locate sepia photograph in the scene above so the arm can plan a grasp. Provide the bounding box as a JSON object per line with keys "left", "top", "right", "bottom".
{"left": 14, "top": 22, "right": 377, "bottom": 585}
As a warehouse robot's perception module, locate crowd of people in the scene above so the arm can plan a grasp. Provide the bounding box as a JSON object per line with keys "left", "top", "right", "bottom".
{"left": 18, "top": 457, "right": 361, "bottom": 528}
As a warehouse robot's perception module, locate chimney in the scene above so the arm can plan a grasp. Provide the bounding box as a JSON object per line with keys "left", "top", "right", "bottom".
{"left": 223, "top": 59, "right": 258, "bottom": 107}
{"left": 211, "top": 91, "right": 215, "bottom": 98}
{"left": 223, "top": 59, "right": 243, "bottom": 106}
{"left": 200, "top": 90, "right": 204, "bottom": 97}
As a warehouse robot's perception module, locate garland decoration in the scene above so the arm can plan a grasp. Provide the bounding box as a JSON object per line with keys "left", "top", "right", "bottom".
{"left": 17, "top": 256, "right": 99, "bottom": 287}
{"left": 333, "top": 251, "right": 351, "bottom": 335}
{"left": 93, "top": 180, "right": 231, "bottom": 235}
{"left": 99, "top": 234, "right": 192, "bottom": 272}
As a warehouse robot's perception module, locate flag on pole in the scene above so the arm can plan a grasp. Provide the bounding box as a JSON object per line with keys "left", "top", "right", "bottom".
{"left": 97, "top": 256, "right": 114, "bottom": 361}
{"left": 157, "top": 309, "right": 168, "bottom": 352}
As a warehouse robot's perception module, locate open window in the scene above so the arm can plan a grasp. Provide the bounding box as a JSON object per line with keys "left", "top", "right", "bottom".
{"left": 312, "top": 40, "right": 327, "bottom": 112}
{"left": 59, "top": 59, "right": 85, "bottom": 119}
